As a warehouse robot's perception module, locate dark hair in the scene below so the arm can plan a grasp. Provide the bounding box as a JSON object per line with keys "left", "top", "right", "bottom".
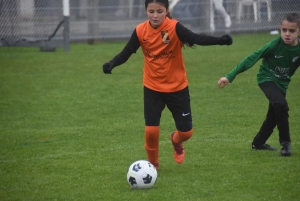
{"left": 144, "top": 0, "right": 194, "bottom": 47}
{"left": 281, "top": 13, "right": 300, "bottom": 28}
{"left": 145, "top": 0, "right": 172, "bottom": 19}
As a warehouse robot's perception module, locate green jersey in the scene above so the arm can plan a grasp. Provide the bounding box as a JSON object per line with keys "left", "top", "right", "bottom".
{"left": 226, "top": 37, "right": 300, "bottom": 92}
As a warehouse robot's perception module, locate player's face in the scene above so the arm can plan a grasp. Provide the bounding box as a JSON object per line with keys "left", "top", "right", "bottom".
{"left": 146, "top": 3, "right": 169, "bottom": 29}
{"left": 280, "top": 20, "right": 300, "bottom": 46}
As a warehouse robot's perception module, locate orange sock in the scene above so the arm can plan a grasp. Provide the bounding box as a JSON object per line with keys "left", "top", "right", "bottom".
{"left": 144, "top": 126, "right": 160, "bottom": 165}
{"left": 173, "top": 129, "right": 193, "bottom": 144}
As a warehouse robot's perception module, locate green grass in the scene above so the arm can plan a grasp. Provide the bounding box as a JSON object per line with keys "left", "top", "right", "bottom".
{"left": 1, "top": 32, "right": 299, "bottom": 201}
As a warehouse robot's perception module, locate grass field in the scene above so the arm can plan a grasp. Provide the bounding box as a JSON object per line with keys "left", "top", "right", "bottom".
{"left": 1, "top": 32, "right": 299, "bottom": 201}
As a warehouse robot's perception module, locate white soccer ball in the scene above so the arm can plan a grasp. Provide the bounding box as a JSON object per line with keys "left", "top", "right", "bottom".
{"left": 127, "top": 160, "right": 157, "bottom": 189}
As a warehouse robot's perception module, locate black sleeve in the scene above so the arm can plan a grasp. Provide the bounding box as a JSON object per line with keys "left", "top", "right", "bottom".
{"left": 109, "top": 29, "right": 141, "bottom": 67}
{"left": 175, "top": 22, "right": 223, "bottom": 46}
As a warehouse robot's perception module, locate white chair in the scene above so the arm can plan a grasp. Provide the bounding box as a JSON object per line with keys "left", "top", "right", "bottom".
{"left": 237, "top": 0, "right": 258, "bottom": 23}
{"left": 237, "top": 0, "right": 271, "bottom": 23}
{"left": 169, "top": 0, "right": 180, "bottom": 11}
{"left": 258, "top": 0, "right": 272, "bottom": 22}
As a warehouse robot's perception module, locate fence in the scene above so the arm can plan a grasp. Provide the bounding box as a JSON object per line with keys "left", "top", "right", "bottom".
{"left": 0, "top": 0, "right": 300, "bottom": 49}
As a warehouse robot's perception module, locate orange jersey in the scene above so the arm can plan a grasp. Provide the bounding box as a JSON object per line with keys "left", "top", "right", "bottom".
{"left": 136, "top": 17, "right": 188, "bottom": 92}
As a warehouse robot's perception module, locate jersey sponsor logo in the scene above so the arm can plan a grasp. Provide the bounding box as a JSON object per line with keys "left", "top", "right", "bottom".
{"left": 270, "top": 67, "right": 289, "bottom": 80}
{"left": 292, "top": 56, "right": 299, "bottom": 63}
{"left": 161, "top": 30, "right": 170, "bottom": 44}
{"left": 275, "top": 66, "right": 289, "bottom": 74}
{"left": 145, "top": 50, "right": 174, "bottom": 59}
{"left": 275, "top": 55, "right": 283, "bottom": 58}
{"left": 182, "top": 113, "right": 190, "bottom": 117}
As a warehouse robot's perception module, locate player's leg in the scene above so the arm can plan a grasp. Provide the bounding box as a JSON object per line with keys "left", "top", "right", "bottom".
{"left": 257, "top": 82, "right": 291, "bottom": 156}
{"left": 144, "top": 126, "right": 160, "bottom": 169}
{"left": 252, "top": 102, "right": 277, "bottom": 150}
{"left": 213, "top": 0, "right": 231, "bottom": 28}
{"left": 166, "top": 86, "right": 193, "bottom": 163}
{"left": 170, "top": 127, "right": 193, "bottom": 164}
{"left": 144, "top": 87, "right": 165, "bottom": 168}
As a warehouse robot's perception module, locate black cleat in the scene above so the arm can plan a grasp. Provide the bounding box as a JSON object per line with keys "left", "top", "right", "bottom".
{"left": 280, "top": 142, "right": 291, "bottom": 157}
{"left": 252, "top": 143, "right": 277, "bottom": 151}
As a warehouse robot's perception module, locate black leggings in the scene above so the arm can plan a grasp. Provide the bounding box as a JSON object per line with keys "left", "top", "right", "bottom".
{"left": 253, "top": 82, "right": 290, "bottom": 145}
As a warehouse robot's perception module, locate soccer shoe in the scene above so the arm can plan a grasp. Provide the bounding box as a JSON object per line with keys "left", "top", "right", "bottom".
{"left": 280, "top": 142, "right": 291, "bottom": 157}
{"left": 252, "top": 143, "right": 277, "bottom": 151}
{"left": 170, "top": 132, "right": 185, "bottom": 164}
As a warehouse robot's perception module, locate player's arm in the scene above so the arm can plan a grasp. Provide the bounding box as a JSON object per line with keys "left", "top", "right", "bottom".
{"left": 218, "top": 42, "right": 274, "bottom": 88}
{"left": 217, "top": 77, "right": 229, "bottom": 89}
{"left": 103, "top": 30, "right": 140, "bottom": 74}
{"left": 225, "top": 45, "right": 270, "bottom": 82}
{"left": 289, "top": 55, "right": 300, "bottom": 76}
{"left": 175, "top": 22, "right": 232, "bottom": 46}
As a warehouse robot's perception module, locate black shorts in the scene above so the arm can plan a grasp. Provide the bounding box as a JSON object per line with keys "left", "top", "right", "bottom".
{"left": 144, "top": 86, "right": 192, "bottom": 131}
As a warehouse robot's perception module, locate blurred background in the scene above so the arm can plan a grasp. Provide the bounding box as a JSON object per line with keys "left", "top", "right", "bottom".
{"left": 0, "top": 0, "right": 300, "bottom": 45}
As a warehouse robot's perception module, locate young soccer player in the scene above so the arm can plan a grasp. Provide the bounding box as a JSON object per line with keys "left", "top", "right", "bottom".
{"left": 218, "top": 13, "right": 300, "bottom": 157}
{"left": 103, "top": 0, "right": 233, "bottom": 169}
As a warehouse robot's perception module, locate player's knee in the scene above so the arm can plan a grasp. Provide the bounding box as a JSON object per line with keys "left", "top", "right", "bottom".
{"left": 275, "top": 101, "right": 289, "bottom": 113}
{"left": 145, "top": 118, "right": 160, "bottom": 126}
{"left": 176, "top": 121, "right": 193, "bottom": 132}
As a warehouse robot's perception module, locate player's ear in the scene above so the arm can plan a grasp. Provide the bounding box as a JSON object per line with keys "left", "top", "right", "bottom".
{"left": 166, "top": 8, "right": 169, "bottom": 16}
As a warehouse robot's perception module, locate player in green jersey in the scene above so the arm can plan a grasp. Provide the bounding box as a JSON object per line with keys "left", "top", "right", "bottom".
{"left": 218, "top": 13, "right": 300, "bottom": 157}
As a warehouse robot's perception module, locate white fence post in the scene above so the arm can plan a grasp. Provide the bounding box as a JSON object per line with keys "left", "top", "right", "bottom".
{"left": 63, "top": 0, "right": 70, "bottom": 52}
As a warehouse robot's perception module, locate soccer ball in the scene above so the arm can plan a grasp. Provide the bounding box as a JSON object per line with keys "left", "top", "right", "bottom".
{"left": 127, "top": 160, "right": 157, "bottom": 189}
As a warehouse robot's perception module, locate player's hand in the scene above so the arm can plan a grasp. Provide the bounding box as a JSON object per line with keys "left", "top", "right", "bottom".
{"left": 103, "top": 62, "right": 114, "bottom": 74}
{"left": 218, "top": 35, "right": 233, "bottom": 46}
{"left": 218, "top": 77, "right": 229, "bottom": 89}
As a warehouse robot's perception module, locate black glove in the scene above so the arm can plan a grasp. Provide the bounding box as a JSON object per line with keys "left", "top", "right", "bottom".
{"left": 218, "top": 35, "right": 233, "bottom": 46}
{"left": 103, "top": 62, "right": 114, "bottom": 74}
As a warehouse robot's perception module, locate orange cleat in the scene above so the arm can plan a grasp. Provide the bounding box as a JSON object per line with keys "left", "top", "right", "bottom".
{"left": 170, "top": 132, "right": 185, "bottom": 164}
